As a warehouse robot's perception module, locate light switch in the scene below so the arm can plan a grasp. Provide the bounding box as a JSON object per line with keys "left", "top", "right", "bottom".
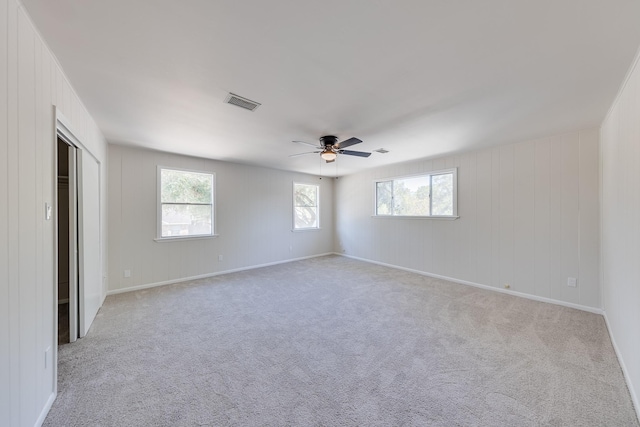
{"left": 45, "top": 203, "right": 52, "bottom": 220}
{"left": 45, "top": 346, "right": 51, "bottom": 368}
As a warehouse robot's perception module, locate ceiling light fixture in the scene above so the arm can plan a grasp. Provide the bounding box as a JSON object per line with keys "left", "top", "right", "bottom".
{"left": 320, "top": 149, "right": 337, "bottom": 161}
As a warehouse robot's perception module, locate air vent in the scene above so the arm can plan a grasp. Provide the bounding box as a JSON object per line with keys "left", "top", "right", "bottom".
{"left": 374, "top": 148, "right": 389, "bottom": 154}
{"left": 224, "top": 93, "right": 261, "bottom": 111}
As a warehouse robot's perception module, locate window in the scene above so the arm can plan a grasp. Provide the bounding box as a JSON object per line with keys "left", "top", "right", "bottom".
{"left": 293, "top": 183, "right": 319, "bottom": 230}
{"left": 375, "top": 168, "right": 457, "bottom": 217}
{"left": 158, "top": 167, "right": 214, "bottom": 238}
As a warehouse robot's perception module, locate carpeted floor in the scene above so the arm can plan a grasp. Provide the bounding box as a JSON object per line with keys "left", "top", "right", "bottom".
{"left": 44, "top": 255, "right": 638, "bottom": 426}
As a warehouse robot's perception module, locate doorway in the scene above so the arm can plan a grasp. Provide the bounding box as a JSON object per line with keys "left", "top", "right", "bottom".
{"left": 57, "top": 137, "right": 79, "bottom": 344}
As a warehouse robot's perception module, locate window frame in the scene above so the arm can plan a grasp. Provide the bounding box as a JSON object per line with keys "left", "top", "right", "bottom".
{"left": 156, "top": 166, "right": 216, "bottom": 241}
{"left": 373, "top": 168, "right": 458, "bottom": 219}
{"left": 293, "top": 182, "right": 320, "bottom": 231}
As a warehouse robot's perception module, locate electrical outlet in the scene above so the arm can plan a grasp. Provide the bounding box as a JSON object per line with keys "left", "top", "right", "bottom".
{"left": 218, "top": 255, "right": 223, "bottom": 262}
{"left": 567, "top": 277, "right": 577, "bottom": 287}
{"left": 124, "top": 269, "right": 131, "bottom": 278}
{"left": 504, "top": 284, "right": 511, "bottom": 289}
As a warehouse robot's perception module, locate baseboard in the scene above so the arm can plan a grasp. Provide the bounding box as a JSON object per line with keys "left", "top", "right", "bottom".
{"left": 107, "top": 253, "right": 335, "bottom": 296}
{"left": 335, "top": 253, "right": 603, "bottom": 315}
{"left": 35, "top": 392, "right": 56, "bottom": 427}
{"left": 603, "top": 311, "right": 640, "bottom": 422}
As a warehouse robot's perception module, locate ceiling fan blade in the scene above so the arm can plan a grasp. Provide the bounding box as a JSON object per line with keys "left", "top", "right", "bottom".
{"left": 289, "top": 151, "right": 321, "bottom": 158}
{"left": 336, "top": 137, "right": 362, "bottom": 149}
{"left": 293, "top": 140, "right": 322, "bottom": 149}
{"left": 340, "top": 149, "right": 371, "bottom": 158}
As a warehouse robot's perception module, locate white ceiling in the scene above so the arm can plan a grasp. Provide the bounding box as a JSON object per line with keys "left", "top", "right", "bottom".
{"left": 21, "top": 0, "right": 640, "bottom": 176}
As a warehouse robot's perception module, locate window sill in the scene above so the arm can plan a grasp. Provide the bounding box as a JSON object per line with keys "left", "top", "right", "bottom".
{"left": 154, "top": 234, "right": 219, "bottom": 242}
{"left": 371, "top": 215, "right": 459, "bottom": 220}
{"left": 291, "top": 228, "right": 322, "bottom": 232}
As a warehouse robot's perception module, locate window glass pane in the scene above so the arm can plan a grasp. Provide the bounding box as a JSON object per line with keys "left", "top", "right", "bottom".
{"left": 431, "top": 173, "right": 453, "bottom": 216}
{"left": 393, "top": 176, "right": 430, "bottom": 216}
{"left": 294, "top": 184, "right": 317, "bottom": 208}
{"left": 376, "top": 181, "right": 393, "bottom": 215}
{"left": 161, "top": 204, "right": 212, "bottom": 237}
{"left": 161, "top": 169, "right": 212, "bottom": 204}
{"left": 294, "top": 184, "right": 319, "bottom": 229}
{"left": 294, "top": 207, "right": 318, "bottom": 229}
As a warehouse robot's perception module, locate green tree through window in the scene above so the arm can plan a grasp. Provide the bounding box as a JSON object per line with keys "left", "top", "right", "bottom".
{"left": 159, "top": 168, "right": 214, "bottom": 238}
{"left": 375, "top": 169, "right": 456, "bottom": 217}
{"left": 294, "top": 183, "right": 319, "bottom": 229}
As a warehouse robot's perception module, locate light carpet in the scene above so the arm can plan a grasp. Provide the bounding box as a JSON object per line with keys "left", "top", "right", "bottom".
{"left": 44, "top": 255, "right": 638, "bottom": 426}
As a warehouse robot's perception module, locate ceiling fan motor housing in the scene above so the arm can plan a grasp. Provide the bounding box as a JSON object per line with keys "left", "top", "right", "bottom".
{"left": 320, "top": 135, "right": 339, "bottom": 148}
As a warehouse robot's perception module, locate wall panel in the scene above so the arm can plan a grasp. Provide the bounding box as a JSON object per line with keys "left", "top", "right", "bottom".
{"left": 513, "top": 141, "right": 535, "bottom": 296}
{"left": 490, "top": 147, "right": 501, "bottom": 288}
{"left": 6, "top": 0, "right": 19, "bottom": 423}
{"left": 561, "top": 133, "right": 580, "bottom": 304}
{"left": 0, "top": 2, "right": 109, "bottom": 425}
{"left": 17, "top": 10, "right": 38, "bottom": 421}
{"left": 548, "top": 135, "right": 563, "bottom": 302}
{"left": 578, "top": 129, "right": 600, "bottom": 308}
{"left": 335, "top": 129, "right": 601, "bottom": 311}
{"left": 0, "top": 0, "right": 10, "bottom": 422}
{"left": 499, "top": 145, "right": 514, "bottom": 290}
{"left": 533, "top": 138, "right": 551, "bottom": 298}
{"left": 107, "top": 145, "right": 335, "bottom": 293}
{"left": 475, "top": 149, "right": 492, "bottom": 286}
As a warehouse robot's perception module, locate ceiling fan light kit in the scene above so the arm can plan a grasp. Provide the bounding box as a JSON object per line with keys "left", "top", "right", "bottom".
{"left": 291, "top": 135, "right": 371, "bottom": 163}
{"left": 321, "top": 150, "right": 337, "bottom": 161}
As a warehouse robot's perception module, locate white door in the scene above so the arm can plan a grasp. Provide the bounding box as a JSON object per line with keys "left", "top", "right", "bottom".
{"left": 78, "top": 150, "right": 101, "bottom": 337}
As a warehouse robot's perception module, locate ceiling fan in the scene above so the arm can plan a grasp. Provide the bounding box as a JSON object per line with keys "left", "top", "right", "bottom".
{"left": 289, "top": 136, "right": 371, "bottom": 163}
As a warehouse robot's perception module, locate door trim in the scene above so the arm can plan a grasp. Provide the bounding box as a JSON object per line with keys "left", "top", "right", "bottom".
{"left": 67, "top": 144, "right": 78, "bottom": 343}
{"left": 53, "top": 107, "right": 103, "bottom": 395}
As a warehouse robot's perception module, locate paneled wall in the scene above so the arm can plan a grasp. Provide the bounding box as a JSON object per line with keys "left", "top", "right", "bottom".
{"left": 108, "top": 145, "right": 334, "bottom": 293}
{"left": 0, "top": 1, "right": 108, "bottom": 425}
{"left": 601, "top": 51, "right": 640, "bottom": 414}
{"left": 335, "top": 129, "right": 600, "bottom": 311}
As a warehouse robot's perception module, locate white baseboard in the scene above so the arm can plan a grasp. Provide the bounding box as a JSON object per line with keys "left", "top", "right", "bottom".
{"left": 107, "top": 253, "right": 335, "bottom": 296}
{"left": 603, "top": 311, "right": 640, "bottom": 422}
{"left": 35, "top": 392, "right": 56, "bottom": 427}
{"left": 336, "top": 253, "right": 603, "bottom": 315}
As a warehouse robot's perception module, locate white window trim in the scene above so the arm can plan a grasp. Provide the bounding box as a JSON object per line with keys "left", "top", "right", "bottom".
{"left": 373, "top": 168, "right": 459, "bottom": 219}
{"left": 156, "top": 166, "right": 216, "bottom": 240}
{"left": 293, "top": 182, "right": 320, "bottom": 231}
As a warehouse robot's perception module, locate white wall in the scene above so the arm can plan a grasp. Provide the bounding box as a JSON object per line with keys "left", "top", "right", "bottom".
{"left": 335, "top": 129, "right": 600, "bottom": 311}
{"left": 108, "top": 145, "right": 334, "bottom": 293}
{"left": 601, "top": 50, "right": 640, "bottom": 414}
{"left": 0, "top": 0, "right": 108, "bottom": 425}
